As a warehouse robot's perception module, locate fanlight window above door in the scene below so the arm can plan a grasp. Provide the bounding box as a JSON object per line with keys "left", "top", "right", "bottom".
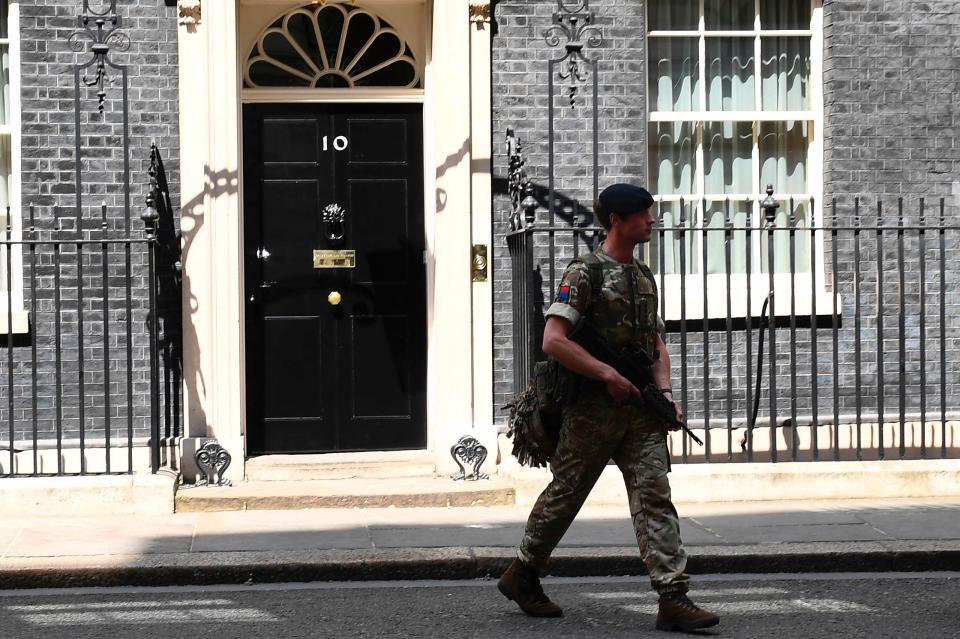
{"left": 245, "top": 3, "right": 421, "bottom": 89}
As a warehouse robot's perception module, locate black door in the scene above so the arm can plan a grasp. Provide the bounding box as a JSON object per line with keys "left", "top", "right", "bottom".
{"left": 243, "top": 103, "right": 426, "bottom": 454}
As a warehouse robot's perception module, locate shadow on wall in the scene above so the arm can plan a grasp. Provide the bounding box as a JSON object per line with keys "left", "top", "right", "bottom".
{"left": 178, "top": 166, "right": 240, "bottom": 438}
{"left": 152, "top": 147, "right": 184, "bottom": 461}
{"left": 493, "top": 176, "right": 596, "bottom": 228}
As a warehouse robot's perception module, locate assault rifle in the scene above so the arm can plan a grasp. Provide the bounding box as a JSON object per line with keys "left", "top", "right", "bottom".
{"left": 570, "top": 323, "right": 704, "bottom": 446}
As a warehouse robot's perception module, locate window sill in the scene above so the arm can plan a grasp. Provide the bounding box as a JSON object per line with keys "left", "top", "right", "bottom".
{"left": 0, "top": 311, "right": 30, "bottom": 335}
{"left": 657, "top": 273, "right": 841, "bottom": 322}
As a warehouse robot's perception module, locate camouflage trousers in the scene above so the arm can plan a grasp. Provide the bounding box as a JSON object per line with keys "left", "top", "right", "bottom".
{"left": 518, "top": 389, "right": 689, "bottom": 595}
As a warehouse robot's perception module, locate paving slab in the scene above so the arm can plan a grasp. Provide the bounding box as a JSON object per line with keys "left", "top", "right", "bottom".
{"left": 854, "top": 509, "right": 960, "bottom": 541}
{"left": 695, "top": 522, "right": 891, "bottom": 544}
{"left": 0, "top": 523, "right": 25, "bottom": 557}
{"left": 0, "top": 498, "right": 958, "bottom": 588}
{"left": 3, "top": 516, "right": 196, "bottom": 558}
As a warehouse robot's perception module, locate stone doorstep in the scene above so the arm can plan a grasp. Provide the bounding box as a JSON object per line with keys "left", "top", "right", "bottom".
{"left": 243, "top": 451, "right": 438, "bottom": 482}
{"left": 177, "top": 458, "right": 960, "bottom": 512}
{"left": 175, "top": 476, "right": 516, "bottom": 512}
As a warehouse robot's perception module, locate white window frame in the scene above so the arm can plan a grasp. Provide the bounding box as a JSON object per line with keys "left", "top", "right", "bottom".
{"left": 646, "top": 0, "right": 835, "bottom": 321}
{"left": 0, "top": 0, "right": 26, "bottom": 334}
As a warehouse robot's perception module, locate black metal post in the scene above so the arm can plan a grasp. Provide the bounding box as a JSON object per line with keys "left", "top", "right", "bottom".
{"left": 143, "top": 194, "right": 161, "bottom": 473}
{"left": 876, "top": 200, "right": 885, "bottom": 459}
{"left": 761, "top": 186, "right": 779, "bottom": 462}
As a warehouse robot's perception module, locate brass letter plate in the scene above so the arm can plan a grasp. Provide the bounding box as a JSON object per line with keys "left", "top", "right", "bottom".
{"left": 313, "top": 249, "right": 356, "bottom": 269}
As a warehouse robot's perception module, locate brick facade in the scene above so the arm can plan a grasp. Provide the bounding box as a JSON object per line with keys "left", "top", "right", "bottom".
{"left": 0, "top": 0, "right": 180, "bottom": 455}
{"left": 492, "top": 0, "right": 649, "bottom": 417}
{"left": 492, "top": 0, "right": 960, "bottom": 445}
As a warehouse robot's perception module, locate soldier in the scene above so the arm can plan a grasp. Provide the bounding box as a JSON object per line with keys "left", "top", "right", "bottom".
{"left": 498, "top": 184, "right": 720, "bottom": 632}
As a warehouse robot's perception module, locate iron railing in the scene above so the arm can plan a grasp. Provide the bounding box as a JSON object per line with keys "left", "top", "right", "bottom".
{"left": 0, "top": 198, "right": 162, "bottom": 477}
{"left": 0, "top": 1, "right": 178, "bottom": 476}
{"left": 507, "top": 192, "right": 960, "bottom": 463}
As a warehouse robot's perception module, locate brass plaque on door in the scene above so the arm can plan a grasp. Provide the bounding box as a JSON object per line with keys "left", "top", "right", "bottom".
{"left": 313, "top": 249, "right": 356, "bottom": 268}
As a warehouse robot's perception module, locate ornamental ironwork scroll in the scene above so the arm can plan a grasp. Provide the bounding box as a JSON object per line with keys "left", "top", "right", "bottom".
{"left": 450, "top": 436, "right": 489, "bottom": 481}
{"left": 506, "top": 128, "right": 537, "bottom": 231}
{"left": 65, "top": 0, "right": 135, "bottom": 236}
{"left": 67, "top": 0, "right": 131, "bottom": 113}
{"left": 543, "top": 0, "right": 603, "bottom": 108}
{"left": 195, "top": 441, "right": 233, "bottom": 487}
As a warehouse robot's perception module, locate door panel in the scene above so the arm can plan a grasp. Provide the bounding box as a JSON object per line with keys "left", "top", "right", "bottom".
{"left": 347, "top": 119, "right": 409, "bottom": 164}
{"left": 263, "top": 119, "right": 320, "bottom": 163}
{"left": 244, "top": 103, "right": 426, "bottom": 454}
{"left": 263, "top": 316, "right": 325, "bottom": 418}
{"left": 348, "top": 179, "right": 409, "bottom": 283}
{"left": 349, "top": 315, "right": 412, "bottom": 418}
{"left": 261, "top": 180, "right": 322, "bottom": 283}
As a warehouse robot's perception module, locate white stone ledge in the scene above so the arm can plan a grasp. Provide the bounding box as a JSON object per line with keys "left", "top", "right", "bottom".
{"left": 0, "top": 473, "right": 176, "bottom": 517}
{"left": 498, "top": 433, "right": 960, "bottom": 506}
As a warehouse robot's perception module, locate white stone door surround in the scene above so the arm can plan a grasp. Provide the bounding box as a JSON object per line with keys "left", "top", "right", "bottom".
{"left": 177, "top": 0, "right": 493, "bottom": 480}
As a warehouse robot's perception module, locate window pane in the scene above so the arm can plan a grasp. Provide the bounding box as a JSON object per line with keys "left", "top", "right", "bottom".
{"left": 759, "top": 121, "right": 809, "bottom": 194}
{"left": 648, "top": 0, "right": 698, "bottom": 31}
{"left": 706, "top": 38, "right": 755, "bottom": 111}
{"left": 0, "top": 134, "right": 9, "bottom": 212}
{"left": 762, "top": 37, "right": 810, "bottom": 111}
{"left": 760, "top": 199, "right": 810, "bottom": 273}
{"left": 760, "top": 0, "right": 811, "bottom": 30}
{"left": 652, "top": 200, "right": 698, "bottom": 275}
{"left": 705, "top": 0, "right": 754, "bottom": 30}
{"left": 0, "top": 44, "right": 8, "bottom": 126}
{"left": 705, "top": 122, "right": 752, "bottom": 195}
{"left": 0, "top": 1, "right": 7, "bottom": 39}
{"left": 704, "top": 199, "right": 751, "bottom": 274}
{"left": 648, "top": 38, "right": 699, "bottom": 112}
{"left": 649, "top": 122, "right": 695, "bottom": 196}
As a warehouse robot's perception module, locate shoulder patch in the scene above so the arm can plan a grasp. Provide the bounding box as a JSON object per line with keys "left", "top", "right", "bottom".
{"left": 557, "top": 285, "right": 571, "bottom": 301}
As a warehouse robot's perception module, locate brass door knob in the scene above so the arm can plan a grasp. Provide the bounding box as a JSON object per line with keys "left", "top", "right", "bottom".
{"left": 327, "top": 291, "right": 342, "bottom": 306}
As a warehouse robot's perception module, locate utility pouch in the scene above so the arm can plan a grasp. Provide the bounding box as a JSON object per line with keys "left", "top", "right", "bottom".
{"left": 504, "top": 359, "right": 564, "bottom": 468}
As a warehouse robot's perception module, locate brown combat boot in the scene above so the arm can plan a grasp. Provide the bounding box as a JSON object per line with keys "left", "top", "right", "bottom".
{"left": 497, "top": 558, "right": 563, "bottom": 617}
{"left": 655, "top": 592, "right": 720, "bottom": 632}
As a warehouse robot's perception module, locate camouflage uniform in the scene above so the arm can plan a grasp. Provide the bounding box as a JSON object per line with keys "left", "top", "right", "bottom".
{"left": 518, "top": 247, "right": 689, "bottom": 595}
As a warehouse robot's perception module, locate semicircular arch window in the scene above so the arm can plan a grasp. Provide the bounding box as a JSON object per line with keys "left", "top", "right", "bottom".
{"left": 245, "top": 3, "right": 421, "bottom": 89}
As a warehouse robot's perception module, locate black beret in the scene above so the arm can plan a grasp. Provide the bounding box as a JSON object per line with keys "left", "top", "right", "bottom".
{"left": 598, "top": 183, "right": 654, "bottom": 214}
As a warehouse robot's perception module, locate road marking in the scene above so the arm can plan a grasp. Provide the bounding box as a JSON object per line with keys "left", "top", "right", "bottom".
{"left": 0, "top": 572, "right": 956, "bottom": 597}
{"left": 6, "top": 599, "right": 234, "bottom": 611}
{"left": 623, "top": 599, "right": 875, "bottom": 615}
{"left": 7, "top": 599, "right": 279, "bottom": 626}
{"left": 584, "top": 587, "right": 789, "bottom": 599}
{"left": 19, "top": 608, "right": 278, "bottom": 626}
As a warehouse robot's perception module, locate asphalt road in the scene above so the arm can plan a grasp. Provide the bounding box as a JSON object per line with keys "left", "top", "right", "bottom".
{"left": 0, "top": 572, "right": 957, "bottom": 638}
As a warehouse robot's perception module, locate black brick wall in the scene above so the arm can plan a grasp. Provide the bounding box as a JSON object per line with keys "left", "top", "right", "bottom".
{"left": 492, "top": 0, "right": 649, "bottom": 417}
{"left": 492, "top": 0, "right": 960, "bottom": 446}
{"left": 823, "top": 0, "right": 960, "bottom": 202}
{"left": 0, "top": 0, "right": 180, "bottom": 459}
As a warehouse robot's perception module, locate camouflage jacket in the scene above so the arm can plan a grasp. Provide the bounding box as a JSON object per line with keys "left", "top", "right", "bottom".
{"left": 544, "top": 247, "right": 660, "bottom": 356}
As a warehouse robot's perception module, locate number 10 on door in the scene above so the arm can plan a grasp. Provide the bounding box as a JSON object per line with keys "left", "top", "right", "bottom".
{"left": 323, "top": 135, "right": 349, "bottom": 151}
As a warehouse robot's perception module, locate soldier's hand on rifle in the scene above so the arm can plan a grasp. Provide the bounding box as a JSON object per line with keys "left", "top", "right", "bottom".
{"left": 672, "top": 401, "right": 684, "bottom": 428}
{"left": 602, "top": 369, "right": 642, "bottom": 402}
{"left": 660, "top": 389, "right": 684, "bottom": 429}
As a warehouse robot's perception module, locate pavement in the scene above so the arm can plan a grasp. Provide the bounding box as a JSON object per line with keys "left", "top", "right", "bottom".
{"left": 2, "top": 496, "right": 960, "bottom": 589}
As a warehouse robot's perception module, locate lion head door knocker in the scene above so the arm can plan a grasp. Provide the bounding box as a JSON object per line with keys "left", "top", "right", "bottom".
{"left": 323, "top": 203, "right": 346, "bottom": 246}
{"left": 450, "top": 436, "right": 489, "bottom": 481}
{"left": 195, "top": 440, "right": 233, "bottom": 487}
